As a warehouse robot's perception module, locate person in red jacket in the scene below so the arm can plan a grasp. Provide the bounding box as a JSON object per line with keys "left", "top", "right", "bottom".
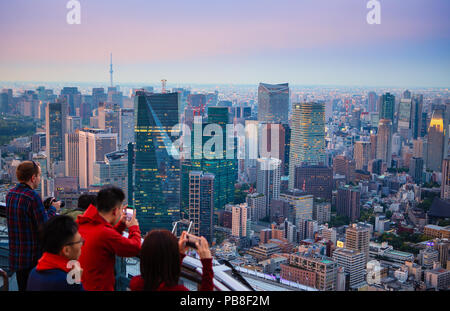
{"left": 77, "top": 186, "right": 141, "bottom": 291}
{"left": 129, "top": 230, "right": 214, "bottom": 291}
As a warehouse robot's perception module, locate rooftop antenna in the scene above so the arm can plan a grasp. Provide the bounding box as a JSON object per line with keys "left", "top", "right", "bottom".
{"left": 109, "top": 53, "right": 114, "bottom": 87}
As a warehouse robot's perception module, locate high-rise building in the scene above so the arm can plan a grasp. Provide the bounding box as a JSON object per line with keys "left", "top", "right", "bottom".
{"left": 367, "top": 92, "right": 377, "bottom": 113}
{"left": 333, "top": 155, "right": 356, "bottom": 184}
{"left": 78, "top": 129, "right": 117, "bottom": 188}
{"left": 280, "top": 191, "right": 313, "bottom": 229}
{"left": 133, "top": 91, "right": 180, "bottom": 233}
{"left": 246, "top": 193, "right": 266, "bottom": 221}
{"left": 119, "top": 108, "right": 134, "bottom": 149}
{"left": 332, "top": 248, "right": 366, "bottom": 288}
{"left": 93, "top": 149, "right": 128, "bottom": 201}
{"left": 188, "top": 171, "right": 214, "bottom": 243}
{"left": 411, "top": 95, "right": 423, "bottom": 139}
{"left": 181, "top": 107, "right": 237, "bottom": 216}
{"left": 231, "top": 203, "right": 250, "bottom": 238}
{"left": 409, "top": 157, "right": 424, "bottom": 184}
{"left": 354, "top": 141, "right": 371, "bottom": 171}
{"left": 398, "top": 99, "right": 412, "bottom": 140}
{"left": 294, "top": 164, "right": 333, "bottom": 201}
{"left": 45, "top": 101, "right": 68, "bottom": 171}
{"left": 345, "top": 224, "right": 370, "bottom": 263}
{"left": 442, "top": 158, "right": 450, "bottom": 199}
{"left": 280, "top": 252, "right": 337, "bottom": 291}
{"left": 60, "top": 87, "right": 81, "bottom": 116}
{"left": 64, "top": 131, "right": 80, "bottom": 179}
{"left": 256, "top": 157, "right": 281, "bottom": 213}
{"left": 379, "top": 93, "right": 395, "bottom": 121}
{"left": 336, "top": 186, "right": 360, "bottom": 222}
{"left": 376, "top": 119, "right": 393, "bottom": 168}
{"left": 289, "top": 102, "right": 326, "bottom": 189}
{"left": 257, "top": 83, "right": 289, "bottom": 124}
{"left": 426, "top": 108, "right": 445, "bottom": 172}
{"left": 313, "top": 202, "right": 331, "bottom": 225}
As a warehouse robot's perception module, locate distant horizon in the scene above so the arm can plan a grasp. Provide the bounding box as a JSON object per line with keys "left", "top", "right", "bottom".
{"left": 1, "top": 0, "right": 449, "bottom": 88}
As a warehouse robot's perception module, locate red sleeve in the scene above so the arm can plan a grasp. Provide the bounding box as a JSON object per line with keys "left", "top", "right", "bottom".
{"left": 113, "top": 220, "right": 127, "bottom": 234}
{"left": 129, "top": 275, "right": 144, "bottom": 291}
{"left": 106, "top": 225, "right": 142, "bottom": 257}
{"left": 199, "top": 258, "right": 214, "bottom": 291}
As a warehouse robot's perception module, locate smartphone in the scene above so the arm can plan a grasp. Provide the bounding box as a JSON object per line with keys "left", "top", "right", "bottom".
{"left": 186, "top": 233, "right": 201, "bottom": 249}
{"left": 126, "top": 208, "right": 134, "bottom": 221}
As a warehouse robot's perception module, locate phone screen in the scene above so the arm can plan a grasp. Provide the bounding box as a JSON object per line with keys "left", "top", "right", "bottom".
{"left": 126, "top": 208, "right": 133, "bottom": 221}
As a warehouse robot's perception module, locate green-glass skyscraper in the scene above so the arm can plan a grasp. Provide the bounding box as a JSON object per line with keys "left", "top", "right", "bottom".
{"left": 379, "top": 92, "right": 395, "bottom": 122}
{"left": 181, "top": 106, "right": 237, "bottom": 217}
{"left": 132, "top": 91, "right": 180, "bottom": 233}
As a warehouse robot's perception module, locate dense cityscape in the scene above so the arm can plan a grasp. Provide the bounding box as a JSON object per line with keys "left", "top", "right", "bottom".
{"left": 0, "top": 0, "right": 449, "bottom": 297}
{"left": 0, "top": 77, "right": 449, "bottom": 291}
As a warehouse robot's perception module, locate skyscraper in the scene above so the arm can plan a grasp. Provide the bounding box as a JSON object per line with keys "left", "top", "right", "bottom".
{"left": 376, "top": 119, "right": 393, "bottom": 168}
{"left": 333, "top": 155, "right": 356, "bottom": 184}
{"left": 345, "top": 224, "right": 370, "bottom": 264}
{"left": 379, "top": 92, "right": 395, "bottom": 121}
{"left": 64, "top": 131, "right": 79, "bottom": 179}
{"left": 426, "top": 108, "right": 445, "bottom": 172}
{"left": 256, "top": 157, "right": 281, "bottom": 214}
{"left": 78, "top": 129, "right": 118, "bottom": 189}
{"left": 332, "top": 248, "right": 365, "bottom": 288}
{"left": 119, "top": 108, "right": 134, "bottom": 149}
{"left": 60, "top": 87, "right": 81, "bottom": 116}
{"left": 294, "top": 164, "right": 333, "bottom": 201}
{"left": 442, "top": 158, "right": 450, "bottom": 200}
{"left": 46, "top": 101, "right": 68, "bottom": 172}
{"left": 280, "top": 191, "right": 313, "bottom": 230}
{"left": 409, "top": 157, "right": 424, "bottom": 184}
{"left": 289, "top": 102, "right": 326, "bottom": 189}
{"left": 133, "top": 91, "right": 180, "bottom": 233}
{"left": 257, "top": 83, "right": 289, "bottom": 124}
{"left": 411, "top": 95, "right": 423, "bottom": 139}
{"left": 398, "top": 98, "right": 412, "bottom": 140}
{"left": 231, "top": 203, "right": 249, "bottom": 238}
{"left": 188, "top": 171, "right": 214, "bottom": 243}
{"left": 336, "top": 186, "right": 360, "bottom": 222}
{"left": 367, "top": 91, "right": 377, "bottom": 113}
{"left": 354, "top": 141, "right": 371, "bottom": 171}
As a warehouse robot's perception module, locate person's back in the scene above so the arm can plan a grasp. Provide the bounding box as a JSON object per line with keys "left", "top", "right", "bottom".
{"left": 61, "top": 193, "right": 96, "bottom": 221}
{"left": 27, "top": 216, "right": 84, "bottom": 291}
{"left": 77, "top": 186, "right": 141, "bottom": 291}
{"left": 6, "top": 161, "right": 59, "bottom": 291}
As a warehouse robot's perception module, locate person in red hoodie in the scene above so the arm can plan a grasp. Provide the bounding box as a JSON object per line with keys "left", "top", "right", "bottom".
{"left": 77, "top": 186, "right": 141, "bottom": 291}
{"left": 129, "top": 230, "right": 214, "bottom": 291}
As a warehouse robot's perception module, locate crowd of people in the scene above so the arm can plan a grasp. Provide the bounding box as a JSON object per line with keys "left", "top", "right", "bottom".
{"left": 5, "top": 160, "right": 214, "bottom": 291}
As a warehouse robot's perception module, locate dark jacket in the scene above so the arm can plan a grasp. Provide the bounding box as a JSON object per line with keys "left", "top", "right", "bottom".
{"left": 27, "top": 252, "right": 84, "bottom": 291}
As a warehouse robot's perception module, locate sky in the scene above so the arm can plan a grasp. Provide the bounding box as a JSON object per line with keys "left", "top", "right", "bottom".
{"left": 0, "top": 0, "right": 449, "bottom": 87}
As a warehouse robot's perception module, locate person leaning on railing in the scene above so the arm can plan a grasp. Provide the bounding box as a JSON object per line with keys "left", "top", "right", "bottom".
{"left": 129, "top": 230, "right": 214, "bottom": 291}
{"left": 5, "top": 161, "right": 60, "bottom": 291}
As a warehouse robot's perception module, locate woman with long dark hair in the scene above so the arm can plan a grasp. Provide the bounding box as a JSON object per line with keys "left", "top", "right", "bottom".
{"left": 129, "top": 230, "right": 214, "bottom": 291}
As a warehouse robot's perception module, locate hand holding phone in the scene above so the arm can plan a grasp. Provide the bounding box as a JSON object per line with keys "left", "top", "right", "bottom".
{"left": 126, "top": 208, "right": 134, "bottom": 222}
{"left": 185, "top": 233, "right": 201, "bottom": 249}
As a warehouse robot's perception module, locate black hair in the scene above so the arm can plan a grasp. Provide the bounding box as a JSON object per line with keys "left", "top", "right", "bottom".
{"left": 96, "top": 186, "right": 125, "bottom": 213}
{"left": 40, "top": 215, "right": 78, "bottom": 254}
{"left": 77, "top": 193, "right": 97, "bottom": 211}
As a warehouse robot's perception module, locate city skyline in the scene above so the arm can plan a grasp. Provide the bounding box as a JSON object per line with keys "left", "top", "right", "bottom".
{"left": 1, "top": 0, "right": 449, "bottom": 87}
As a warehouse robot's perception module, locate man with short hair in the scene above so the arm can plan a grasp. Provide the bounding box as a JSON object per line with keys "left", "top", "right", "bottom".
{"left": 6, "top": 160, "right": 60, "bottom": 291}
{"left": 27, "top": 215, "right": 84, "bottom": 291}
{"left": 77, "top": 186, "right": 141, "bottom": 291}
{"left": 62, "top": 193, "right": 97, "bottom": 221}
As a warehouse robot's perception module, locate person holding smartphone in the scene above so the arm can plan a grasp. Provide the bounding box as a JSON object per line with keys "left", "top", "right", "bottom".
{"left": 129, "top": 230, "right": 214, "bottom": 291}
{"left": 76, "top": 186, "right": 141, "bottom": 291}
